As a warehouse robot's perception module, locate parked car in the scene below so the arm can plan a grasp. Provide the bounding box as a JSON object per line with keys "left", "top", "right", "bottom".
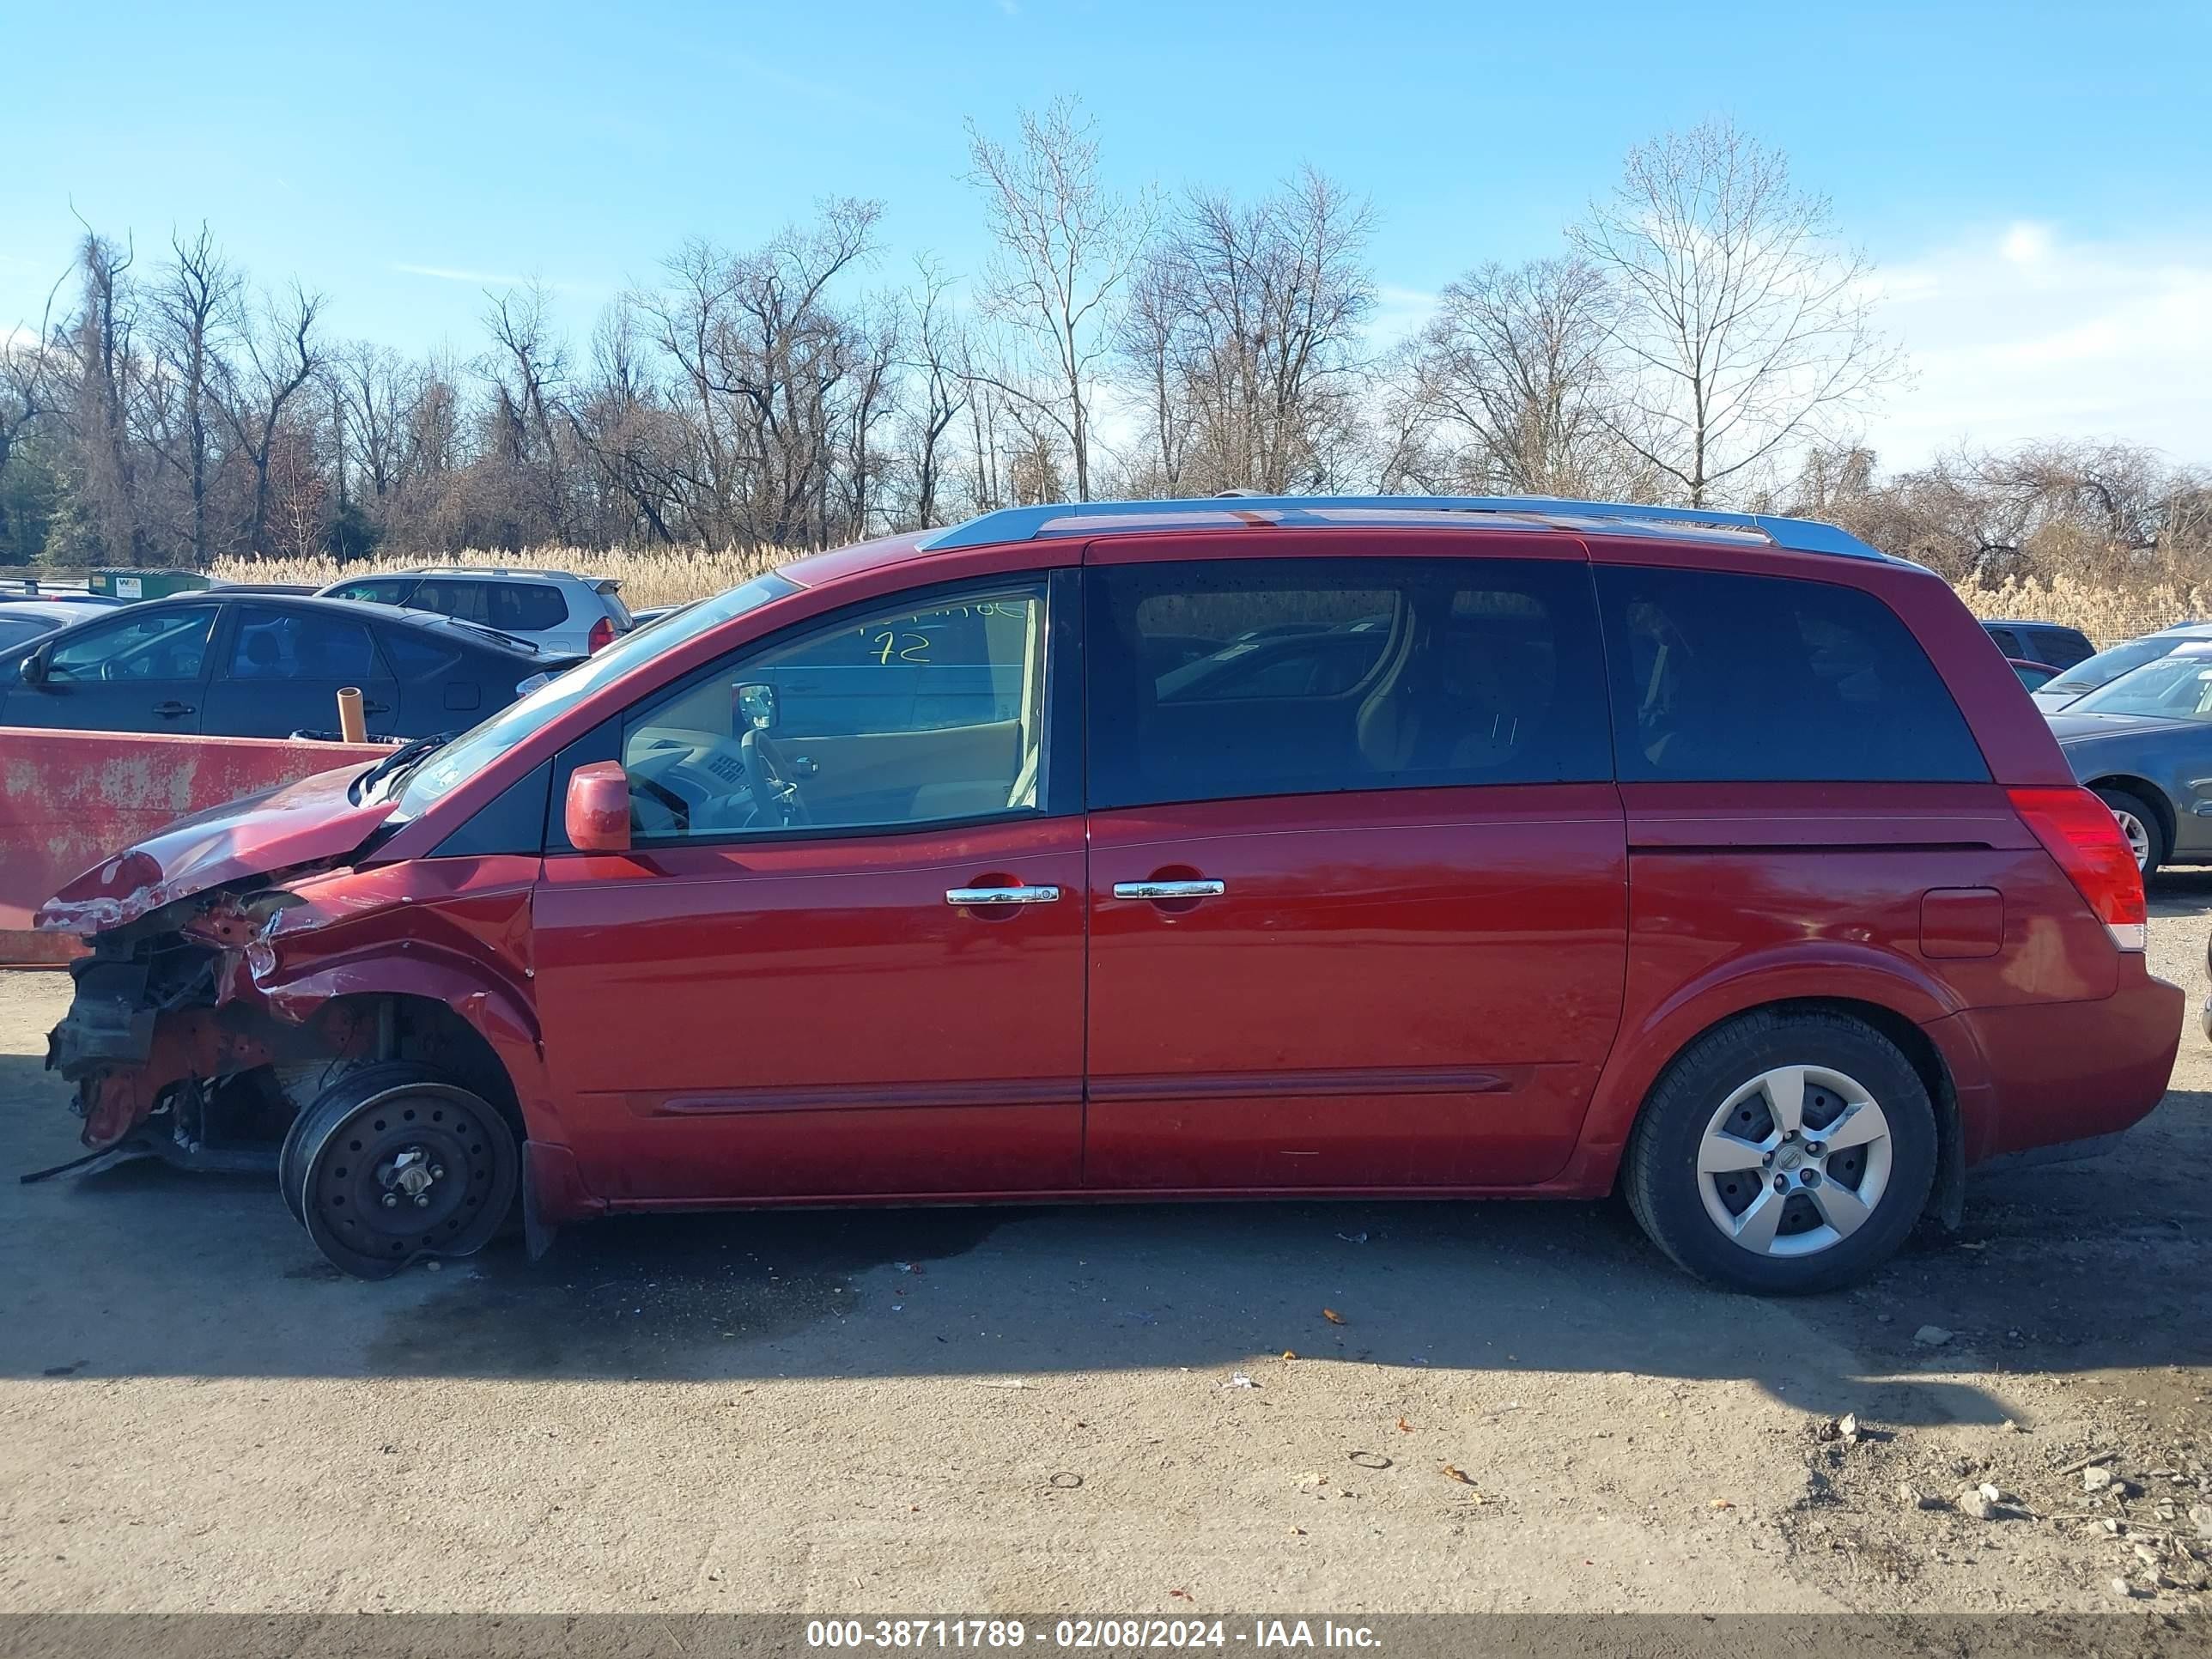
{"left": 2046, "top": 641, "right": 2212, "bottom": 876}
{"left": 37, "top": 495, "right": 2179, "bottom": 1295}
{"left": 2008, "top": 658, "right": 2060, "bottom": 691}
{"left": 2031, "top": 623, "right": 2212, "bottom": 712}
{"left": 0, "top": 599, "right": 104, "bottom": 657}
{"left": 0, "top": 592, "right": 574, "bottom": 738}
{"left": 1980, "top": 619, "right": 2094, "bottom": 672}
{"left": 316, "top": 567, "right": 634, "bottom": 656}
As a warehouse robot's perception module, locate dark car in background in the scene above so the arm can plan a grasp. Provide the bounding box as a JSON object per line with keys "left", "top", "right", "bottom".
{"left": 2033, "top": 623, "right": 2212, "bottom": 712}
{"left": 0, "top": 592, "right": 574, "bottom": 739}
{"left": 2009, "top": 658, "right": 2060, "bottom": 691}
{"left": 1980, "top": 619, "right": 2094, "bottom": 672}
{"left": 2048, "top": 641, "right": 2212, "bottom": 875}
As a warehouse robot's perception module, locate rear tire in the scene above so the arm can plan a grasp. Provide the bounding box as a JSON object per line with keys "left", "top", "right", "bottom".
{"left": 2093, "top": 787, "right": 2166, "bottom": 879}
{"left": 290, "top": 1061, "right": 519, "bottom": 1280}
{"left": 1624, "top": 1010, "right": 1936, "bottom": 1295}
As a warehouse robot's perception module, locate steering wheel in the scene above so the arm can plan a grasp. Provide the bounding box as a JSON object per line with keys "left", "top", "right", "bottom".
{"left": 741, "top": 728, "right": 810, "bottom": 828}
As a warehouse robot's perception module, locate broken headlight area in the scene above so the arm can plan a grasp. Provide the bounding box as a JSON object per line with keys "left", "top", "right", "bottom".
{"left": 41, "top": 888, "right": 378, "bottom": 1173}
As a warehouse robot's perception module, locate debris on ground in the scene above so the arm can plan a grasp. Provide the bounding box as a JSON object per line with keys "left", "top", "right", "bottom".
{"left": 1221, "top": 1372, "right": 1257, "bottom": 1390}
{"left": 1913, "top": 1325, "right": 1954, "bottom": 1347}
{"left": 1322, "top": 1309, "right": 1346, "bottom": 1325}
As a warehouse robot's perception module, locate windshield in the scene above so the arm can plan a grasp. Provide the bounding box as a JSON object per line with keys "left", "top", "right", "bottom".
{"left": 2069, "top": 653, "right": 2212, "bottom": 721}
{"left": 390, "top": 572, "right": 799, "bottom": 817}
{"left": 2045, "top": 635, "right": 2179, "bottom": 695}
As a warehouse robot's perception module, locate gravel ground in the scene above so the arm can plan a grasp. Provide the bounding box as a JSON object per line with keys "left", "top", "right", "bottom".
{"left": 2, "top": 889, "right": 2209, "bottom": 1619}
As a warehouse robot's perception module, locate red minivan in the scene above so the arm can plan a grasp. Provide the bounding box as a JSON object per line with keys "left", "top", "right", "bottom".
{"left": 39, "top": 497, "right": 2183, "bottom": 1292}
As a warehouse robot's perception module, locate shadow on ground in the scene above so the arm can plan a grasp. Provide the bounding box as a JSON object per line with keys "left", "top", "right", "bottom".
{"left": 6, "top": 884, "right": 2209, "bottom": 1423}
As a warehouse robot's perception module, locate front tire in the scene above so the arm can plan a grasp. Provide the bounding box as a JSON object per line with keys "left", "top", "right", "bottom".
{"left": 2093, "top": 787, "right": 2166, "bottom": 878}
{"left": 1624, "top": 1010, "right": 1936, "bottom": 1294}
{"left": 290, "top": 1061, "right": 519, "bottom": 1280}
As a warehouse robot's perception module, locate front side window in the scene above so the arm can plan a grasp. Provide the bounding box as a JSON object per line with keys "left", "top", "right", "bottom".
{"left": 1598, "top": 566, "right": 1988, "bottom": 782}
{"left": 618, "top": 579, "right": 1051, "bottom": 842}
{"left": 228, "top": 605, "right": 380, "bottom": 680}
{"left": 1085, "top": 556, "right": 1612, "bottom": 810}
{"left": 392, "top": 572, "right": 799, "bottom": 817}
{"left": 47, "top": 606, "right": 216, "bottom": 681}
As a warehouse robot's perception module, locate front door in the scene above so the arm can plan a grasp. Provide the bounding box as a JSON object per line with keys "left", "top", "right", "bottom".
{"left": 0, "top": 602, "right": 216, "bottom": 732}
{"left": 1079, "top": 542, "right": 1629, "bottom": 1191}
{"left": 532, "top": 571, "right": 1086, "bottom": 1202}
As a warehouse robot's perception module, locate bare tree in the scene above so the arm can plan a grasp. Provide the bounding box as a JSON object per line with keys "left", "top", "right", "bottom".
{"left": 1124, "top": 168, "right": 1375, "bottom": 495}
{"left": 1404, "top": 255, "right": 1627, "bottom": 495}
{"left": 69, "top": 229, "right": 149, "bottom": 561}
{"left": 145, "top": 224, "right": 237, "bottom": 563}
{"left": 216, "top": 281, "right": 325, "bottom": 556}
{"left": 965, "top": 97, "right": 1153, "bottom": 501}
{"left": 896, "top": 257, "right": 968, "bottom": 530}
{"left": 1570, "top": 118, "right": 1902, "bottom": 507}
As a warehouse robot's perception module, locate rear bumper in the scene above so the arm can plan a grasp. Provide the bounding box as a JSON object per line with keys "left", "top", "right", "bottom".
{"left": 1936, "top": 964, "right": 2185, "bottom": 1165}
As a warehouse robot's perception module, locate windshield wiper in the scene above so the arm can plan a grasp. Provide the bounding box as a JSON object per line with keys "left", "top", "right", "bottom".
{"left": 349, "top": 732, "right": 453, "bottom": 804}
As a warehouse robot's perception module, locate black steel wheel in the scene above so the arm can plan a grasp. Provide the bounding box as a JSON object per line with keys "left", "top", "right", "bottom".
{"left": 291, "top": 1062, "right": 519, "bottom": 1280}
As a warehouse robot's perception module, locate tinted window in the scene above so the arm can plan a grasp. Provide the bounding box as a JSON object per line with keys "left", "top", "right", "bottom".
{"left": 228, "top": 605, "right": 380, "bottom": 681}
{"left": 489, "top": 583, "right": 567, "bottom": 631}
{"left": 48, "top": 606, "right": 216, "bottom": 680}
{"left": 621, "top": 579, "right": 1049, "bottom": 841}
{"left": 1085, "top": 557, "right": 1611, "bottom": 810}
{"left": 2027, "top": 626, "right": 2094, "bottom": 669}
{"left": 406, "top": 579, "right": 565, "bottom": 632}
{"left": 0, "top": 617, "right": 52, "bottom": 653}
{"left": 1597, "top": 566, "right": 1986, "bottom": 783}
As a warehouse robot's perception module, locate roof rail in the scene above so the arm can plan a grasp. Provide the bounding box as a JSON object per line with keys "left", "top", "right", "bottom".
{"left": 915, "top": 495, "right": 1888, "bottom": 561}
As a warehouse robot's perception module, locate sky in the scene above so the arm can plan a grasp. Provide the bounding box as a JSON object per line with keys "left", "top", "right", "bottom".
{"left": 3, "top": 0, "right": 2209, "bottom": 471}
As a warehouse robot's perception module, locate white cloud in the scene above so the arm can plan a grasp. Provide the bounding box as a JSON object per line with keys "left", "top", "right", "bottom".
{"left": 1873, "top": 222, "right": 2212, "bottom": 468}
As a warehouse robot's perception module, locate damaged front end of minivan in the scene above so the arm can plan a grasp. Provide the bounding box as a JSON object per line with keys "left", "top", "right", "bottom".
{"left": 36, "top": 764, "right": 567, "bottom": 1276}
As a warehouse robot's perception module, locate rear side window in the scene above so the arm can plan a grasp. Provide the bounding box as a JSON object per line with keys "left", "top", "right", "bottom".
{"left": 1597, "top": 566, "right": 1987, "bottom": 783}
{"left": 228, "top": 605, "right": 380, "bottom": 681}
{"left": 1983, "top": 625, "right": 2023, "bottom": 658}
{"left": 1085, "top": 556, "right": 1612, "bottom": 810}
{"left": 489, "top": 583, "right": 568, "bottom": 631}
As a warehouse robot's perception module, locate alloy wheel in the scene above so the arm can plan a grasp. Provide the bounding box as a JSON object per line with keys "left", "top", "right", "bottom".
{"left": 1695, "top": 1065, "right": 1893, "bottom": 1258}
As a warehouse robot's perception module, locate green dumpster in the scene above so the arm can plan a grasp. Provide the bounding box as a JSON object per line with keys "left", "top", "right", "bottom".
{"left": 88, "top": 568, "right": 216, "bottom": 601}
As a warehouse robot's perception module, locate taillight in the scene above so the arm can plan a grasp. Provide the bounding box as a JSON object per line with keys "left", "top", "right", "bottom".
{"left": 586, "top": 616, "right": 615, "bottom": 653}
{"left": 2008, "top": 786, "right": 2148, "bottom": 951}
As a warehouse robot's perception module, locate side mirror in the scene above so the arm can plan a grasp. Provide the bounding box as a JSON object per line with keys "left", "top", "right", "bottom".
{"left": 734, "top": 681, "right": 778, "bottom": 732}
{"left": 565, "top": 761, "right": 632, "bottom": 854}
{"left": 19, "top": 643, "right": 50, "bottom": 686}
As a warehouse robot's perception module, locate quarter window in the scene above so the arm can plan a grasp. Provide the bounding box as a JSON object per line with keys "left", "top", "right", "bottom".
{"left": 618, "top": 580, "right": 1051, "bottom": 842}
{"left": 1597, "top": 566, "right": 1987, "bottom": 782}
{"left": 1085, "top": 557, "right": 1612, "bottom": 810}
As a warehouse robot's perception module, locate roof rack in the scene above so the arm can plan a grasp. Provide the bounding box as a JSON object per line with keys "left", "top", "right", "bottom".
{"left": 915, "top": 495, "right": 1889, "bottom": 561}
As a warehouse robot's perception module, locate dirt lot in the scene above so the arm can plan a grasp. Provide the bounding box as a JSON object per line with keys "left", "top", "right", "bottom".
{"left": 3, "top": 890, "right": 2210, "bottom": 1620}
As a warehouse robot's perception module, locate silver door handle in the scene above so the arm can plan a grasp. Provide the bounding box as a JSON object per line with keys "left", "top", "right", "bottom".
{"left": 1112, "top": 879, "right": 1227, "bottom": 901}
{"left": 945, "top": 884, "right": 1061, "bottom": 906}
